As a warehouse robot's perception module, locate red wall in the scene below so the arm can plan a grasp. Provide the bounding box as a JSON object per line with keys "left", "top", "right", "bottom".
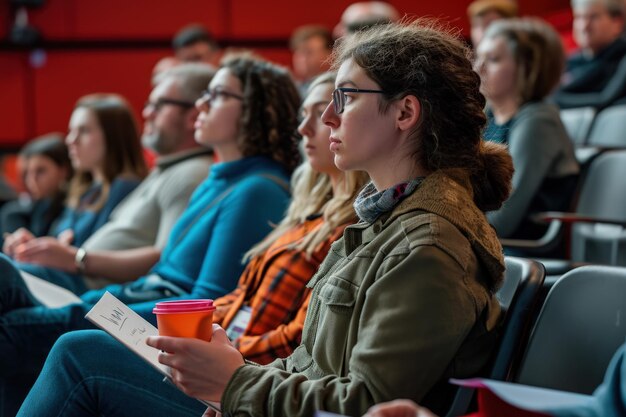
{"left": 0, "top": 0, "right": 570, "bottom": 149}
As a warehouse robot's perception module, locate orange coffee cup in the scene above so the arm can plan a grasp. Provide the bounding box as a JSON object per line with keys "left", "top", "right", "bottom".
{"left": 153, "top": 299, "right": 216, "bottom": 340}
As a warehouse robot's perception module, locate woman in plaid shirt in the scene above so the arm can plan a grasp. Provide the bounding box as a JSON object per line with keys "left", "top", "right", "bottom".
{"left": 213, "top": 72, "right": 368, "bottom": 364}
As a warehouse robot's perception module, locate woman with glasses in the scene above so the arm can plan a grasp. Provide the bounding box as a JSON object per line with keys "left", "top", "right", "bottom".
{"left": 0, "top": 54, "right": 299, "bottom": 416}
{"left": 3, "top": 94, "right": 147, "bottom": 293}
{"left": 19, "top": 21, "right": 513, "bottom": 417}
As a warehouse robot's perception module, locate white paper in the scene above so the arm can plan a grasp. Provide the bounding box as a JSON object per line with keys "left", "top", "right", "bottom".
{"left": 21, "top": 270, "right": 82, "bottom": 308}
{"left": 450, "top": 378, "right": 594, "bottom": 412}
{"left": 85, "top": 291, "right": 221, "bottom": 412}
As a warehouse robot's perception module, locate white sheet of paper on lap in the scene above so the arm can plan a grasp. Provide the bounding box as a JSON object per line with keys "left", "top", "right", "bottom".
{"left": 85, "top": 291, "right": 221, "bottom": 413}
{"left": 21, "top": 270, "right": 82, "bottom": 308}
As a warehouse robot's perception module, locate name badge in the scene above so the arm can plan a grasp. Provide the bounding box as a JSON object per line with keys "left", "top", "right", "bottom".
{"left": 225, "top": 306, "right": 252, "bottom": 340}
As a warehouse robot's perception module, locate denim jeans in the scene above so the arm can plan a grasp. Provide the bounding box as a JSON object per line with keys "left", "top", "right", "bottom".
{"left": 0, "top": 254, "right": 186, "bottom": 416}
{"left": 18, "top": 330, "right": 206, "bottom": 417}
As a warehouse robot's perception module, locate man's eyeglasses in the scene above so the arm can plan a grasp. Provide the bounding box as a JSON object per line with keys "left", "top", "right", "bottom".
{"left": 199, "top": 89, "right": 244, "bottom": 105}
{"left": 332, "top": 87, "right": 386, "bottom": 114}
{"left": 144, "top": 98, "right": 195, "bottom": 112}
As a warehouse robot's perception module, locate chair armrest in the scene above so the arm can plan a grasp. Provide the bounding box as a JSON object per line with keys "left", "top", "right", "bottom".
{"left": 500, "top": 220, "right": 563, "bottom": 250}
{"left": 532, "top": 211, "right": 626, "bottom": 227}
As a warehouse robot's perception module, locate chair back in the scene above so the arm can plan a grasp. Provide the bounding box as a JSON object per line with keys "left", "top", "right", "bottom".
{"left": 445, "top": 257, "right": 546, "bottom": 417}
{"left": 515, "top": 265, "right": 626, "bottom": 394}
{"left": 586, "top": 105, "right": 626, "bottom": 147}
{"left": 560, "top": 107, "right": 596, "bottom": 146}
{"left": 571, "top": 151, "right": 626, "bottom": 264}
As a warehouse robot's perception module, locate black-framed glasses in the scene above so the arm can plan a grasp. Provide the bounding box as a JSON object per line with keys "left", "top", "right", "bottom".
{"left": 200, "top": 88, "right": 245, "bottom": 105}
{"left": 332, "top": 87, "right": 386, "bottom": 114}
{"left": 144, "top": 98, "right": 195, "bottom": 112}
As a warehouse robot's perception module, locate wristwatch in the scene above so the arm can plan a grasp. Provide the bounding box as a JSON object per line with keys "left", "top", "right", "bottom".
{"left": 75, "top": 247, "right": 88, "bottom": 274}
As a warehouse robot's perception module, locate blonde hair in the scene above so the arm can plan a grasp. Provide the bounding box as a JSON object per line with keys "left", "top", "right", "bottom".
{"left": 246, "top": 73, "right": 369, "bottom": 259}
{"left": 246, "top": 163, "right": 368, "bottom": 260}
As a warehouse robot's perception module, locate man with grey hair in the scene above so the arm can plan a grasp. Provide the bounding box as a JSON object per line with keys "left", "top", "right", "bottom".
{"left": 4, "top": 63, "right": 215, "bottom": 289}
{"left": 553, "top": 0, "right": 626, "bottom": 108}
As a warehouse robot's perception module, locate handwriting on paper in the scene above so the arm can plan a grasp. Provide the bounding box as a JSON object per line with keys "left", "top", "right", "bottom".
{"left": 85, "top": 291, "right": 168, "bottom": 372}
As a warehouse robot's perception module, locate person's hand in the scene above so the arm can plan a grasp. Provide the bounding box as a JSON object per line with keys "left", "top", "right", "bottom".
{"left": 57, "top": 229, "right": 75, "bottom": 245}
{"left": 146, "top": 324, "right": 245, "bottom": 403}
{"left": 3, "top": 228, "right": 35, "bottom": 257}
{"left": 13, "top": 237, "right": 76, "bottom": 271}
{"left": 363, "top": 399, "right": 438, "bottom": 417}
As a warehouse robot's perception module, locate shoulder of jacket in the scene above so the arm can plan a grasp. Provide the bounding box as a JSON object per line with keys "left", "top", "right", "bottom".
{"left": 397, "top": 211, "right": 473, "bottom": 270}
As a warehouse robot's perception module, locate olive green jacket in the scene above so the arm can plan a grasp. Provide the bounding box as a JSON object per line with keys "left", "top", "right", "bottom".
{"left": 221, "top": 170, "right": 505, "bottom": 417}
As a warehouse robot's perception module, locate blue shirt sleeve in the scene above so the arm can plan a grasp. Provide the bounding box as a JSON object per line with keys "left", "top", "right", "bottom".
{"left": 189, "top": 177, "right": 290, "bottom": 299}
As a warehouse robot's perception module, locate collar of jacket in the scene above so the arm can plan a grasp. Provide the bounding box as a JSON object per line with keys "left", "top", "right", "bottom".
{"left": 347, "top": 169, "right": 504, "bottom": 291}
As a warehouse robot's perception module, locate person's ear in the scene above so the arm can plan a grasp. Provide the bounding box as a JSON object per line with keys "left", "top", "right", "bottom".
{"left": 396, "top": 95, "right": 420, "bottom": 132}
{"left": 185, "top": 108, "right": 200, "bottom": 131}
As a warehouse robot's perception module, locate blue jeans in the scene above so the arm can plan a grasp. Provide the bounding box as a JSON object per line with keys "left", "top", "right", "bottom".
{"left": 18, "top": 330, "right": 206, "bottom": 417}
{"left": 0, "top": 255, "right": 185, "bottom": 416}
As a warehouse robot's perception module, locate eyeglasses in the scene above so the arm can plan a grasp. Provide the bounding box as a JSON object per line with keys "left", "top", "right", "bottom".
{"left": 144, "top": 98, "right": 195, "bottom": 112}
{"left": 199, "top": 88, "right": 244, "bottom": 105}
{"left": 332, "top": 87, "right": 386, "bottom": 114}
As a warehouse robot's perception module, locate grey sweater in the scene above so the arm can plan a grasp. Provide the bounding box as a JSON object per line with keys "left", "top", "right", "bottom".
{"left": 487, "top": 101, "right": 579, "bottom": 238}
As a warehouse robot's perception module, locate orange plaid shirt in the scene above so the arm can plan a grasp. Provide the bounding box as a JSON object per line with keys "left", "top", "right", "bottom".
{"left": 213, "top": 215, "right": 350, "bottom": 364}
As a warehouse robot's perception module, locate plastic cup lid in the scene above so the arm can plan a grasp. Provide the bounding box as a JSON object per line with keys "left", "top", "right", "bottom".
{"left": 153, "top": 299, "right": 216, "bottom": 314}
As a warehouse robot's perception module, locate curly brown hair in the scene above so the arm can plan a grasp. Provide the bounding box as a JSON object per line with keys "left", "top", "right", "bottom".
{"left": 332, "top": 19, "right": 513, "bottom": 211}
{"left": 220, "top": 54, "right": 302, "bottom": 173}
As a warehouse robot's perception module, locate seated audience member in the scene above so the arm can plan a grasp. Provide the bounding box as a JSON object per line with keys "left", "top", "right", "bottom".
{"left": 467, "top": 0, "right": 518, "bottom": 47}
{"left": 363, "top": 342, "right": 626, "bottom": 417}
{"left": 0, "top": 54, "right": 299, "bottom": 416}
{"left": 0, "top": 134, "right": 72, "bottom": 242}
{"left": 290, "top": 25, "right": 333, "bottom": 96}
{"left": 3, "top": 94, "right": 148, "bottom": 291}
{"left": 333, "top": 1, "right": 400, "bottom": 39}
{"left": 476, "top": 19, "right": 580, "bottom": 241}
{"left": 553, "top": 0, "right": 626, "bottom": 109}
{"left": 172, "top": 24, "right": 220, "bottom": 66}
{"left": 18, "top": 20, "right": 514, "bottom": 417}
{"left": 4, "top": 64, "right": 215, "bottom": 291}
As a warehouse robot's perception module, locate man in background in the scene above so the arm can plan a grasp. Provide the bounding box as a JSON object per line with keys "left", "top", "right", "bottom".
{"left": 290, "top": 25, "right": 333, "bottom": 96}
{"left": 172, "top": 24, "right": 220, "bottom": 66}
{"left": 333, "top": 1, "right": 400, "bottom": 39}
{"left": 553, "top": 0, "right": 626, "bottom": 109}
{"left": 467, "top": 0, "right": 518, "bottom": 47}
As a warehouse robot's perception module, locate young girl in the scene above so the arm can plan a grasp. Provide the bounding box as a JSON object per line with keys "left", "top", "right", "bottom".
{"left": 476, "top": 19, "right": 579, "bottom": 243}
{"left": 0, "top": 55, "right": 299, "bottom": 416}
{"left": 19, "top": 21, "right": 514, "bottom": 417}
{"left": 0, "top": 134, "right": 72, "bottom": 242}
